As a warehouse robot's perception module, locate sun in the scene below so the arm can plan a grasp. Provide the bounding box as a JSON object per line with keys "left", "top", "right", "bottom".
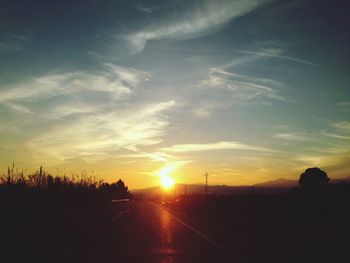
{"left": 158, "top": 165, "right": 175, "bottom": 190}
{"left": 161, "top": 175, "right": 174, "bottom": 189}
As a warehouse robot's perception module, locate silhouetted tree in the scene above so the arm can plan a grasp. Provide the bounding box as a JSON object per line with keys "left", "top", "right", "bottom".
{"left": 298, "top": 167, "right": 330, "bottom": 189}
{"left": 116, "top": 179, "right": 128, "bottom": 191}
{"left": 99, "top": 179, "right": 130, "bottom": 199}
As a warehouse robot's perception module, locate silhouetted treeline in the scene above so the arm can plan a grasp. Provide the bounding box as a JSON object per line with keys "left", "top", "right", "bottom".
{"left": 0, "top": 165, "right": 131, "bottom": 216}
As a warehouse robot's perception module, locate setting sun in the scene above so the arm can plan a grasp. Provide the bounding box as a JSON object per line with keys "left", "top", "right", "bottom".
{"left": 161, "top": 175, "right": 175, "bottom": 189}
{"left": 158, "top": 165, "right": 175, "bottom": 190}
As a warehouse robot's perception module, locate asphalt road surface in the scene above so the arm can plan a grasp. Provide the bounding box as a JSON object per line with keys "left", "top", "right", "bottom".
{"left": 2, "top": 201, "right": 239, "bottom": 263}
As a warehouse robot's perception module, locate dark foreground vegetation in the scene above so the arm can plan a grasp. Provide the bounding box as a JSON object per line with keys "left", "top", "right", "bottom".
{"left": 1, "top": 166, "right": 349, "bottom": 263}
{"left": 0, "top": 165, "right": 131, "bottom": 225}
{"left": 158, "top": 170, "right": 350, "bottom": 263}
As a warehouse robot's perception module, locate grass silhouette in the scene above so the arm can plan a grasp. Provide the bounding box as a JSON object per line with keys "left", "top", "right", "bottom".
{"left": 0, "top": 163, "right": 131, "bottom": 224}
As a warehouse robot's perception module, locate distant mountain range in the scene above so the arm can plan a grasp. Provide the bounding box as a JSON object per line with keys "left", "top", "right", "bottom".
{"left": 253, "top": 178, "right": 298, "bottom": 188}
{"left": 332, "top": 176, "right": 350, "bottom": 184}
{"left": 131, "top": 176, "right": 350, "bottom": 196}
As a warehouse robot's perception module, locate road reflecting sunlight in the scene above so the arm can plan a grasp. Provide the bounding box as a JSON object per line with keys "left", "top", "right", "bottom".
{"left": 156, "top": 206, "right": 180, "bottom": 262}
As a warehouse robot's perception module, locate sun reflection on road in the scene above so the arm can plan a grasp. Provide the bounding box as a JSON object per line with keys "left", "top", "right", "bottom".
{"left": 158, "top": 205, "right": 177, "bottom": 262}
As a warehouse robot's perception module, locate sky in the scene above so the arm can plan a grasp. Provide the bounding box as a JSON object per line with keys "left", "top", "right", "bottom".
{"left": 0, "top": 0, "right": 349, "bottom": 188}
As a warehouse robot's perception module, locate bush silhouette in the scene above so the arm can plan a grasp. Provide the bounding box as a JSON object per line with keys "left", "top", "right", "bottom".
{"left": 298, "top": 167, "right": 330, "bottom": 189}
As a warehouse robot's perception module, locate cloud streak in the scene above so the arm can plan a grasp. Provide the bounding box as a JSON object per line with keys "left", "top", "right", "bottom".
{"left": 26, "top": 100, "right": 176, "bottom": 162}
{"left": 199, "top": 67, "right": 286, "bottom": 105}
{"left": 0, "top": 64, "right": 148, "bottom": 104}
{"left": 126, "top": 0, "right": 268, "bottom": 54}
{"left": 239, "top": 48, "right": 319, "bottom": 67}
{"left": 160, "top": 141, "right": 274, "bottom": 153}
{"left": 275, "top": 133, "right": 306, "bottom": 141}
{"left": 0, "top": 63, "right": 176, "bottom": 164}
{"left": 0, "top": 33, "right": 30, "bottom": 53}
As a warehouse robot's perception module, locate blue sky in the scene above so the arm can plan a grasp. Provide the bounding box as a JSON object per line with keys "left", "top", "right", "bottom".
{"left": 0, "top": 0, "right": 349, "bottom": 188}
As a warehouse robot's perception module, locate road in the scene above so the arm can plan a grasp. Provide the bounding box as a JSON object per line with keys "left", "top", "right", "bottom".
{"left": 2, "top": 201, "right": 239, "bottom": 263}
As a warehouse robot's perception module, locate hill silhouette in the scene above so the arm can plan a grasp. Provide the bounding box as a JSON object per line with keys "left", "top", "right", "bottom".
{"left": 132, "top": 175, "right": 350, "bottom": 196}
{"left": 253, "top": 178, "right": 297, "bottom": 188}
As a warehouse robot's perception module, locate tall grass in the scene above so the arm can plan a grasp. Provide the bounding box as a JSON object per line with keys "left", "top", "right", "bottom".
{"left": 0, "top": 163, "right": 131, "bottom": 208}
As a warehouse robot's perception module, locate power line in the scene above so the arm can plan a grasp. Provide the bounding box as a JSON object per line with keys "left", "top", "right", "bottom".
{"left": 204, "top": 172, "right": 208, "bottom": 194}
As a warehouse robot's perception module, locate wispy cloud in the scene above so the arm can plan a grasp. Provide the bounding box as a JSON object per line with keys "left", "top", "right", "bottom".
{"left": 126, "top": 0, "right": 268, "bottom": 54}
{"left": 274, "top": 122, "right": 350, "bottom": 173}
{"left": 337, "top": 102, "right": 350, "bottom": 112}
{"left": 117, "top": 151, "right": 171, "bottom": 162}
{"left": 274, "top": 133, "right": 306, "bottom": 141}
{"left": 0, "top": 64, "right": 148, "bottom": 104}
{"left": 160, "top": 141, "right": 274, "bottom": 153}
{"left": 199, "top": 67, "right": 286, "bottom": 105}
{"left": 324, "top": 133, "right": 350, "bottom": 140}
{"left": 0, "top": 33, "right": 30, "bottom": 53}
{"left": 239, "top": 47, "right": 319, "bottom": 67}
{"left": 192, "top": 102, "right": 216, "bottom": 118}
{"left": 0, "top": 63, "right": 176, "bottom": 164}
{"left": 337, "top": 101, "right": 350, "bottom": 107}
{"left": 273, "top": 124, "right": 350, "bottom": 151}
{"left": 1, "top": 101, "right": 33, "bottom": 114}
{"left": 293, "top": 150, "right": 350, "bottom": 172}
{"left": 26, "top": 100, "right": 176, "bottom": 162}
{"left": 332, "top": 121, "right": 350, "bottom": 131}
{"left": 43, "top": 103, "right": 101, "bottom": 119}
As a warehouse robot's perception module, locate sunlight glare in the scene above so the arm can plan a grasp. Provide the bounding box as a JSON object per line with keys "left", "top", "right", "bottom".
{"left": 161, "top": 175, "right": 174, "bottom": 189}
{"left": 158, "top": 165, "right": 175, "bottom": 190}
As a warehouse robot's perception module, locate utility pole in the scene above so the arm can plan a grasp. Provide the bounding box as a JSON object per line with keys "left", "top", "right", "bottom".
{"left": 204, "top": 172, "right": 208, "bottom": 195}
